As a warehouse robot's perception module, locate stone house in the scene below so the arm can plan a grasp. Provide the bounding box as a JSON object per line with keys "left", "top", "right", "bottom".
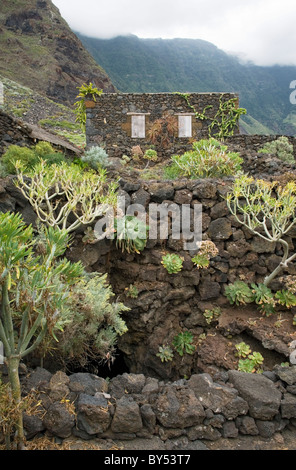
{"left": 85, "top": 92, "right": 240, "bottom": 158}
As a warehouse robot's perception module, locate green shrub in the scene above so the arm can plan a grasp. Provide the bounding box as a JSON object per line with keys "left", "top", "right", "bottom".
{"left": 41, "top": 152, "right": 67, "bottom": 166}
{"left": 203, "top": 306, "right": 221, "bottom": 324}
{"left": 81, "top": 145, "right": 110, "bottom": 169}
{"left": 169, "top": 138, "right": 242, "bottom": 179}
{"left": 1, "top": 142, "right": 68, "bottom": 174}
{"left": 34, "top": 141, "right": 56, "bottom": 156}
{"left": 163, "top": 162, "right": 182, "bottom": 180}
{"left": 15, "top": 160, "right": 118, "bottom": 233}
{"left": 250, "top": 283, "right": 276, "bottom": 316}
{"left": 74, "top": 82, "right": 102, "bottom": 130}
{"left": 0, "top": 161, "right": 9, "bottom": 178}
{"left": 258, "top": 136, "right": 294, "bottom": 163}
{"left": 275, "top": 290, "right": 296, "bottom": 308}
{"left": 225, "top": 279, "right": 296, "bottom": 321}
{"left": 2, "top": 145, "right": 39, "bottom": 173}
{"left": 125, "top": 284, "right": 139, "bottom": 299}
{"left": 144, "top": 148, "right": 158, "bottom": 162}
{"left": 54, "top": 273, "right": 129, "bottom": 369}
{"left": 0, "top": 212, "right": 85, "bottom": 448}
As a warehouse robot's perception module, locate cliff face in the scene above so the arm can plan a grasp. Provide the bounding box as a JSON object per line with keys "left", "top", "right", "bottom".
{"left": 0, "top": 0, "right": 116, "bottom": 105}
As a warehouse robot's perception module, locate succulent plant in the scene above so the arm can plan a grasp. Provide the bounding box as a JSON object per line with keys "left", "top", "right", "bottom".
{"left": 161, "top": 253, "right": 184, "bottom": 274}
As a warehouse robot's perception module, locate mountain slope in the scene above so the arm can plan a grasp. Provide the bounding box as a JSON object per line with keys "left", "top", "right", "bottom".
{"left": 77, "top": 34, "right": 296, "bottom": 136}
{"left": 0, "top": 0, "right": 115, "bottom": 106}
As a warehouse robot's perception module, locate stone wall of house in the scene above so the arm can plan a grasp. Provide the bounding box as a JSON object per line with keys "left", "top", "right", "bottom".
{"left": 85, "top": 92, "right": 239, "bottom": 158}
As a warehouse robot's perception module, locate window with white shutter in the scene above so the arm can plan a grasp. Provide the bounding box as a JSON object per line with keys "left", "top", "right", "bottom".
{"left": 131, "top": 114, "right": 146, "bottom": 138}
{"left": 178, "top": 115, "right": 193, "bottom": 138}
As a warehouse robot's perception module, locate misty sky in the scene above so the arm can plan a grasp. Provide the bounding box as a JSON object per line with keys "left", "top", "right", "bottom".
{"left": 52, "top": 0, "right": 296, "bottom": 66}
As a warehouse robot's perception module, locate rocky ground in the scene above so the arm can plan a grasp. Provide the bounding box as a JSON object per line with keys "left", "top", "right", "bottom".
{"left": 21, "top": 428, "right": 296, "bottom": 451}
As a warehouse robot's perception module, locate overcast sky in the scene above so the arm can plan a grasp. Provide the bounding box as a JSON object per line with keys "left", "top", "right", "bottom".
{"left": 52, "top": 0, "right": 296, "bottom": 66}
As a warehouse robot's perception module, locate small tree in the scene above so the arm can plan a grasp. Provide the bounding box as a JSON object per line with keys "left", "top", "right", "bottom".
{"left": 0, "top": 212, "right": 84, "bottom": 448}
{"left": 226, "top": 174, "right": 296, "bottom": 286}
{"left": 0, "top": 212, "right": 128, "bottom": 448}
{"left": 15, "top": 160, "right": 118, "bottom": 233}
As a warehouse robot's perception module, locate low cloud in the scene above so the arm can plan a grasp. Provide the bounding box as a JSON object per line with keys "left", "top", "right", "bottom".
{"left": 52, "top": 0, "right": 296, "bottom": 66}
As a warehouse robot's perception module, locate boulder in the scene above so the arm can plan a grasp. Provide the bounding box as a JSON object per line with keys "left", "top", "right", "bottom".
{"left": 149, "top": 183, "right": 174, "bottom": 203}
{"left": 131, "top": 188, "right": 151, "bottom": 207}
{"left": 198, "top": 279, "right": 221, "bottom": 300}
{"left": 255, "top": 420, "right": 276, "bottom": 438}
{"left": 192, "top": 181, "right": 217, "bottom": 199}
{"left": 235, "top": 416, "right": 259, "bottom": 435}
{"left": 280, "top": 393, "right": 296, "bottom": 419}
{"left": 109, "top": 373, "right": 146, "bottom": 399}
{"left": 174, "top": 189, "right": 193, "bottom": 205}
{"left": 43, "top": 402, "right": 75, "bottom": 438}
{"left": 228, "top": 370, "right": 282, "bottom": 420}
{"left": 210, "top": 201, "right": 229, "bottom": 220}
{"left": 140, "top": 404, "right": 157, "bottom": 432}
{"left": 69, "top": 372, "right": 108, "bottom": 396}
{"left": 208, "top": 218, "right": 233, "bottom": 241}
{"left": 251, "top": 237, "right": 275, "bottom": 254}
{"left": 274, "top": 365, "right": 296, "bottom": 385}
{"left": 226, "top": 239, "right": 251, "bottom": 258}
{"left": 49, "top": 371, "right": 70, "bottom": 401}
{"left": 76, "top": 393, "right": 111, "bottom": 435}
{"left": 22, "top": 367, "right": 52, "bottom": 394}
{"left": 153, "top": 385, "right": 205, "bottom": 428}
{"left": 111, "top": 396, "right": 143, "bottom": 433}
{"left": 188, "top": 373, "right": 248, "bottom": 419}
{"left": 187, "top": 424, "right": 221, "bottom": 441}
{"left": 222, "top": 421, "right": 239, "bottom": 438}
{"left": 23, "top": 414, "right": 45, "bottom": 439}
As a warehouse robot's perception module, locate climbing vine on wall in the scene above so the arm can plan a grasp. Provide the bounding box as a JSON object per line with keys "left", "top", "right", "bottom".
{"left": 175, "top": 92, "right": 247, "bottom": 139}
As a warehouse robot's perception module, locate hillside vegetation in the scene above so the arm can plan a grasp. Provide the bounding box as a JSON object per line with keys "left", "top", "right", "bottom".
{"left": 77, "top": 33, "right": 296, "bottom": 136}
{"left": 0, "top": 74, "right": 85, "bottom": 148}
